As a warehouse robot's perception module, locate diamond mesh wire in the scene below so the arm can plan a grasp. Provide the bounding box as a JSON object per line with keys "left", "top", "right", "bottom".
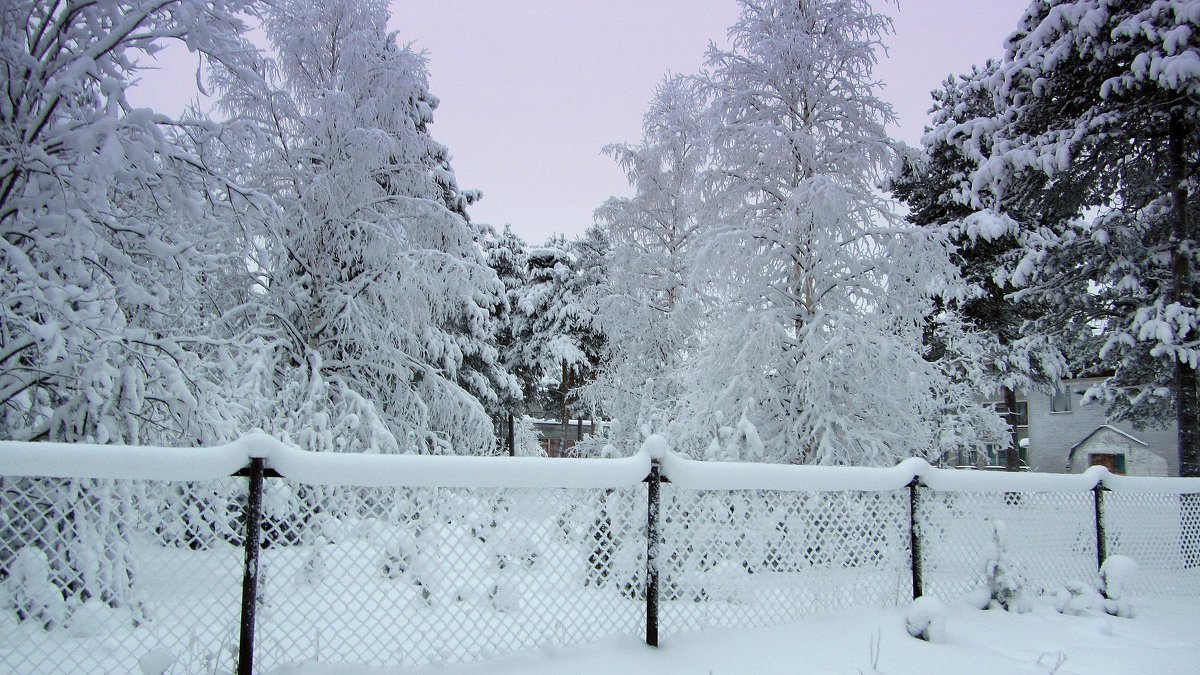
{"left": 3, "top": 466, "right": 1199, "bottom": 673}
{"left": 0, "top": 476, "right": 246, "bottom": 674}
{"left": 657, "top": 487, "right": 912, "bottom": 638}
{"left": 1103, "top": 492, "right": 1200, "bottom": 595}
{"left": 248, "top": 481, "right": 646, "bottom": 670}
{"left": 916, "top": 489, "right": 1097, "bottom": 602}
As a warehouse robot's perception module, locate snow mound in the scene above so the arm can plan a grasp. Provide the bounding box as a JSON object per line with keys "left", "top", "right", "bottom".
{"left": 1100, "top": 555, "right": 1138, "bottom": 618}
{"left": 905, "top": 596, "right": 947, "bottom": 643}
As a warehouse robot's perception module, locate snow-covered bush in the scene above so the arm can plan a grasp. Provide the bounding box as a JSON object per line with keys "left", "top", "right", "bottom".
{"left": 982, "top": 521, "right": 1030, "bottom": 612}
{"left": 375, "top": 526, "right": 441, "bottom": 605}
{"left": 905, "top": 596, "right": 947, "bottom": 643}
{"left": 5, "top": 547, "right": 66, "bottom": 630}
{"left": 1053, "top": 580, "right": 1103, "bottom": 616}
{"left": 1099, "top": 555, "right": 1138, "bottom": 618}
{"left": 66, "top": 599, "right": 132, "bottom": 638}
{"left": 489, "top": 527, "right": 540, "bottom": 571}
{"left": 513, "top": 416, "right": 547, "bottom": 457}
{"left": 703, "top": 409, "right": 766, "bottom": 462}
{"left": 488, "top": 577, "right": 522, "bottom": 613}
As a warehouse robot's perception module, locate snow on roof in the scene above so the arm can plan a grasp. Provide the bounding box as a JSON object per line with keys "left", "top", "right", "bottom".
{"left": 1066, "top": 425, "right": 1149, "bottom": 467}
{"left": 1069, "top": 424, "right": 1148, "bottom": 452}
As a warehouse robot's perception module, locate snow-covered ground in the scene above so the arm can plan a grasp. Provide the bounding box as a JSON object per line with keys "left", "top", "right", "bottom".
{"left": 277, "top": 596, "right": 1200, "bottom": 675}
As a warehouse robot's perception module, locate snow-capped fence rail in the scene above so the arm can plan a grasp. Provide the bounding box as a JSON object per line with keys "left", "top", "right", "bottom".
{"left": 2, "top": 435, "right": 1198, "bottom": 674}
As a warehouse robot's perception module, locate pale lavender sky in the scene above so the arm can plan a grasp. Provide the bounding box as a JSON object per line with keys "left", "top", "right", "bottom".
{"left": 135, "top": 0, "right": 1032, "bottom": 244}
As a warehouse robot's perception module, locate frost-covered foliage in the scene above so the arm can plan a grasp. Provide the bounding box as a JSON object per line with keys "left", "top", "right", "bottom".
{"left": 982, "top": 521, "right": 1031, "bottom": 612}
{"left": 671, "top": 0, "right": 1001, "bottom": 465}
{"left": 933, "top": 0, "right": 1200, "bottom": 472}
{"left": 511, "top": 236, "right": 601, "bottom": 435}
{"left": 584, "top": 76, "right": 709, "bottom": 450}
{"left": 893, "top": 63, "right": 1067, "bottom": 469}
{"left": 1099, "top": 554, "right": 1138, "bottom": 618}
{"left": 0, "top": 0, "right": 260, "bottom": 445}
{"left": 213, "top": 0, "right": 502, "bottom": 454}
{"left": 1053, "top": 579, "right": 1103, "bottom": 616}
{"left": 702, "top": 408, "right": 767, "bottom": 463}
{"left": 0, "top": 0, "right": 264, "bottom": 629}
{"left": 905, "top": 596, "right": 947, "bottom": 643}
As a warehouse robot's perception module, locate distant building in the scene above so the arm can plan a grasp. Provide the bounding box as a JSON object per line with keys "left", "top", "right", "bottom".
{"left": 967, "top": 377, "right": 1178, "bottom": 476}
{"left": 528, "top": 417, "right": 595, "bottom": 457}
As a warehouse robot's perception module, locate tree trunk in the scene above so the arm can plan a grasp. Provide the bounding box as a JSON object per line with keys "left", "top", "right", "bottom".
{"left": 1003, "top": 386, "right": 1021, "bottom": 472}
{"left": 506, "top": 413, "right": 515, "bottom": 457}
{"left": 560, "top": 360, "right": 570, "bottom": 457}
{"left": 1169, "top": 114, "right": 1199, "bottom": 477}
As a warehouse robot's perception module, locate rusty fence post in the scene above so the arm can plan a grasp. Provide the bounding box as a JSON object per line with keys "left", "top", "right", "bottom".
{"left": 238, "top": 457, "right": 265, "bottom": 675}
{"left": 644, "top": 459, "right": 662, "bottom": 647}
{"left": 1093, "top": 483, "right": 1108, "bottom": 572}
{"left": 908, "top": 477, "right": 923, "bottom": 600}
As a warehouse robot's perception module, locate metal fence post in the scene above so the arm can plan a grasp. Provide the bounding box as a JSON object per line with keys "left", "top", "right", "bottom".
{"left": 644, "top": 459, "right": 661, "bottom": 647}
{"left": 908, "top": 477, "right": 923, "bottom": 600}
{"left": 238, "top": 457, "right": 265, "bottom": 675}
{"left": 1093, "top": 483, "right": 1108, "bottom": 572}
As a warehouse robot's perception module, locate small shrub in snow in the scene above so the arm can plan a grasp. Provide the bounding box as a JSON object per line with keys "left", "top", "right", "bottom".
{"left": 982, "top": 521, "right": 1030, "bottom": 612}
{"left": 490, "top": 529, "right": 540, "bottom": 570}
{"left": 137, "top": 648, "right": 177, "bottom": 675}
{"left": 299, "top": 536, "right": 328, "bottom": 586}
{"left": 6, "top": 546, "right": 66, "bottom": 630}
{"left": 311, "top": 513, "right": 347, "bottom": 545}
{"left": 377, "top": 529, "right": 418, "bottom": 580}
{"left": 488, "top": 579, "right": 521, "bottom": 613}
{"left": 1053, "top": 580, "right": 1103, "bottom": 616}
{"left": 66, "top": 599, "right": 131, "bottom": 637}
{"left": 905, "top": 596, "right": 947, "bottom": 643}
{"left": 1099, "top": 555, "right": 1138, "bottom": 618}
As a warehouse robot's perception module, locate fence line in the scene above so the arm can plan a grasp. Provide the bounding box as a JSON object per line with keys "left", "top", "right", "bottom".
{"left": 1, "top": 435, "right": 1198, "bottom": 673}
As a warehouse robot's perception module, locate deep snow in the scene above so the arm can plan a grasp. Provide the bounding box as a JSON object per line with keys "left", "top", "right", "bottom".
{"left": 273, "top": 596, "right": 1200, "bottom": 675}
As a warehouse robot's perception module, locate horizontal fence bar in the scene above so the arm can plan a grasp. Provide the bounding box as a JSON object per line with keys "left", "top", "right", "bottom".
{"left": 4, "top": 434, "right": 1200, "bottom": 493}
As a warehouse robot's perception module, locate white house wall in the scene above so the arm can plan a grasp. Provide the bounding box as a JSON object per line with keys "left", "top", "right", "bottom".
{"left": 1020, "top": 378, "right": 1179, "bottom": 476}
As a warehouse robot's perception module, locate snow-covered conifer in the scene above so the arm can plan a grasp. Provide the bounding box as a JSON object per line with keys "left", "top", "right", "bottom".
{"left": 946, "top": 0, "right": 1200, "bottom": 474}
{"left": 894, "top": 63, "right": 1066, "bottom": 470}
{"left": 214, "top": 0, "right": 501, "bottom": 454}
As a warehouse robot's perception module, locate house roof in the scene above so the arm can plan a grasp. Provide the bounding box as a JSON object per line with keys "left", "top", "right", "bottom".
{"left": 1066, "top": 424, "right": 1148, "bottom": 464}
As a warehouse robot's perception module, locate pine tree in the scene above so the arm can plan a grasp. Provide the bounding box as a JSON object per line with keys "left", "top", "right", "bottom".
{"left": 893, "top": 63, "right": 1066, "bottom": 470}
{"left": 214, "top": 0, "right": 499, "bottom": 454}
{"left": 484, "top": 224, "right": 532, "bottom": 454}
{"left": 512, "top": 236, "right": 597, "bottom": 453}
{"left": 953, "top": 0, "right": 1200, "bottom": 475}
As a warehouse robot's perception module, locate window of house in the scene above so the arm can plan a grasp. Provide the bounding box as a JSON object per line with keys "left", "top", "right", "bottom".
{"left": 994, "top": 401, "right": 1028, "bottom": 426}
{"left": 983, "top": 444, "right": 1027, "bottom": 468}
{"left": 1089, "top": 453, "right": 1126, "bottom": 475}
{"left": 1051, "top": 388, "right": 1072, "bottom": 413}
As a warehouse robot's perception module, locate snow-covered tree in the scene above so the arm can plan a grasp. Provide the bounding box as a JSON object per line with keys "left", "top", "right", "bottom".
{"left": 680, "top": 0, "right": 1002, "bottom": 465}
{"left": 0, "top": 0, "right": 262, "bottom": 622}
{"left": 892, "top": 63, "right": 1067, "bottom": 470}
{"left": 214, "top": 0, "right": 501, "bottom": 454}
{"left": 0, "top": 0, "right": 259, "bottom": 445}
{"left": 484, "top": 224, "right": 532, "bottom": 454}
{"left": 512, "top": 237, "right": 597, "bottom": 450}
{"left": 946, "top": 0, "right": 1200, "bottom": 475}
{"left": 584, "top": 76, "right": 709, "bottom": 449}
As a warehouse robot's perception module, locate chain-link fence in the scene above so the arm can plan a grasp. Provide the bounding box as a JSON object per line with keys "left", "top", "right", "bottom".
{"left": 2, "top": 438, "right": 1198, "bottom": 673}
